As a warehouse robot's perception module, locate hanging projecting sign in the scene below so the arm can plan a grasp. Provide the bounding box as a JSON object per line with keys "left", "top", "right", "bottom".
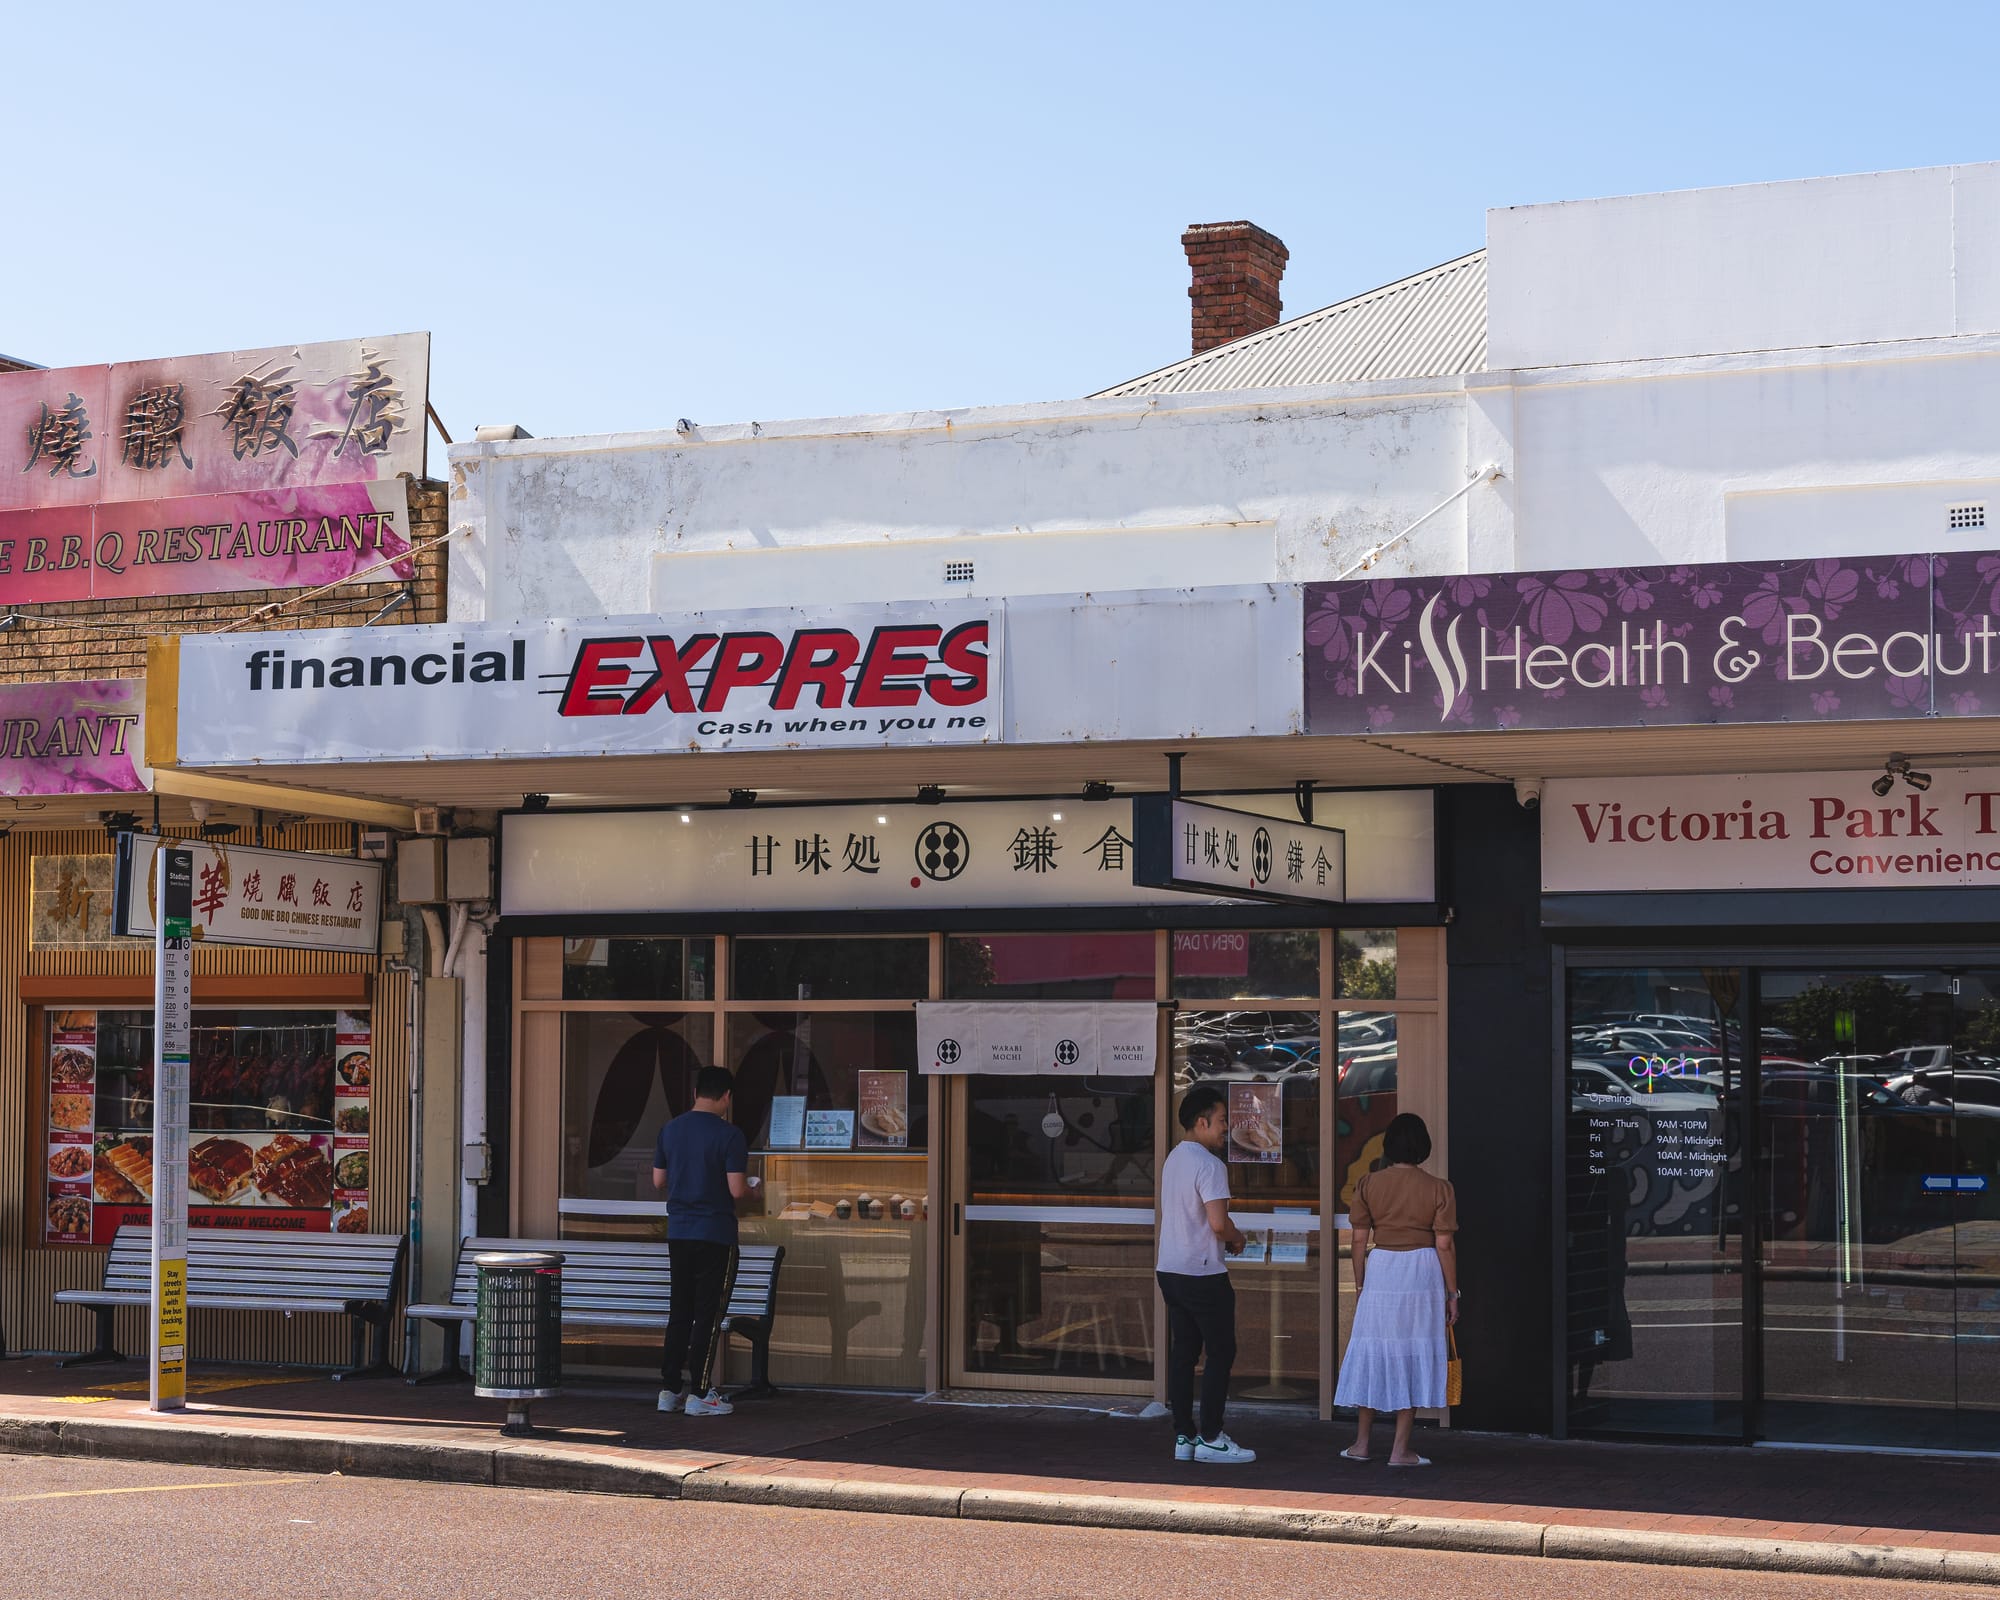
{"left": 0, "top": 334, "right": 427, "bottom": 605}
{"left": 1132, "top": 796, "right": 1346, "bottom": 905}
{"left": 160, "top": 602, "right": 998, "bottom": 763}
{"left": 114, "top": 835, "right": 382, "bottom": 955}
{"left": 917, "top": 1002, "right": 1157, "bottom": 1076}
{"left": 1306, "top": 550, "right": 2000, "bottom": 735}
{"left": 1543, "top": 769, "right": 2000, "bottom": 893}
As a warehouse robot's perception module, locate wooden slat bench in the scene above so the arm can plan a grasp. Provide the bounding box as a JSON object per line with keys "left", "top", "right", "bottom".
{"left": 405, "top": 1237, "right": 785, "bottom": 1396}
{"left": 55, "top": 1224, "right": 407, "bottom": 1378}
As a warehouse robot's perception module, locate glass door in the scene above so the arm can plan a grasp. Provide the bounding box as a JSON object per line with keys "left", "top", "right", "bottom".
{"left": 1756, "top": 969, "right": 1960, "bottom": 1448}
{"left": 1947, "top": 972, "right": 2000, "bottom": 1452}
{"left": 946, "top": 1070, "right": 1158, "bottom": 1392}
{"left": 1563, "top": 967, "right": 1748, "bottom": 1437}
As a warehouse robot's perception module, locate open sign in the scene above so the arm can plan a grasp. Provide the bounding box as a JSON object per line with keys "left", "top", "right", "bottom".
{"left": 1628, "top": 1054, "right": 1697, "bottom": 1081}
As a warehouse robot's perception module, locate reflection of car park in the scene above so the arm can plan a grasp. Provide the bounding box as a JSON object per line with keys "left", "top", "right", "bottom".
{"left": 1882, "top": 1069, "right": 2000, "bottom": 1115}
{"left": 1759, "top": 1071, "right": 1906, "bottom": 1114}
{"left": 1234, "top": 1038, "right": 1319, "bottom": 1076}
{"left": 1338, "top": 1050, "right": 1397, "bottom": 1096}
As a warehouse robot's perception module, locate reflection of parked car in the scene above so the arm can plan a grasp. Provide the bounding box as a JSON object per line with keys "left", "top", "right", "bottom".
{"left": 1337, "top": 1050, "right": 1397, "bottom": 1096}
{"left": 1759, "top": 1071, "right": 1905, "bottom": 1114}
{"left": 1882, "top": 1069, "right": 2000, "bottom": 1115}
{"left": 1235, "top": 1038, "right": 1319, "bottom": 1076}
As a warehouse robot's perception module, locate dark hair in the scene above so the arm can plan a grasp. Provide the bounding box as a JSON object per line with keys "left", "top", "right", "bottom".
{"left": 1381, "top": 1112, "right": 1431, "bottom": 1166}
{"left": 1178, "top": 1083, "right": 1227, "bottom": 1131}
{"left": 694, "top": 1065, "right": 735, "bottom": 1101}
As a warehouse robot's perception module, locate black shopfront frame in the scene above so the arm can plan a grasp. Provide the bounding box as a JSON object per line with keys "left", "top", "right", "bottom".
{"left": 1549, "top": 921, "right": 2000, "bottom": 1449}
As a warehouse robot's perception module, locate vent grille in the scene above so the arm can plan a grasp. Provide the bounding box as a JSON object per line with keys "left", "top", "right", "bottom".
{"left": 1949, "top": 503, "right": 1986, "bottom": 530}
{"left": 943, "top": 560, "right": 975, "bottom": 584}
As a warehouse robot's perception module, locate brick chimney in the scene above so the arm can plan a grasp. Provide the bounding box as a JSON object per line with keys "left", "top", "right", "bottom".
{"left": 1181, "top": 221, "right": 1289, "bottom": 354}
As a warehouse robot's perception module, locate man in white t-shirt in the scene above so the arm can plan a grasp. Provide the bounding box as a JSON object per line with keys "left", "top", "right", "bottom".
{"left": 1156, "top": 1082, "right": 1254, "bottom": 1464}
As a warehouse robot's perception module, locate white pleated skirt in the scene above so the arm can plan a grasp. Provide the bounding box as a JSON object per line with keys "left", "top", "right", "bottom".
{"left": 1334, "top": 1245, "right": 1448, "bottom": 1412}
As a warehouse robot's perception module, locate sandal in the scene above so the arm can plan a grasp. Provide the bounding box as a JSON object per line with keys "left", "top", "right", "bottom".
{"left": 1339, "top": 1447, "right": 1371, "bottom": 1463}
{"left": 1386, "top": 1455, "right": 1431, "bottom": 1468}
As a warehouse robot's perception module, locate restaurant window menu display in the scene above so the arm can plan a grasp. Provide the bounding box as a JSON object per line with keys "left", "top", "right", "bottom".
{"left": 43, "top": 1008, "right": 371, "bottom": 1246}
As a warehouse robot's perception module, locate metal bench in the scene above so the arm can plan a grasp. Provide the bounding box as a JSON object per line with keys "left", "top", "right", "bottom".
{"left": 405, "top": 1237, "right": 785, "bottom": 1396}
{"left": 54, "top": 1224, "right": 407, "bottom": 1378}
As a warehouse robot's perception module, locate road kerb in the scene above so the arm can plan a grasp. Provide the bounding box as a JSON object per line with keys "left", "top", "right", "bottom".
{"left": 3, "top": 1409, "right": 1997, "bottom": 1587}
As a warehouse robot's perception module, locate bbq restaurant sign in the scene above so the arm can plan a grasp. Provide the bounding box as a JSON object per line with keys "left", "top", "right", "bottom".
{"left": 1544, "top": 769, "right": 2000, "bottom": 893}
{"left": 115, "top": 835, "right": 383, "bottom": 954}
{"left": 155, "top": 603, "right": 1000, "bottom": 765}
{"left": 1132, "top": 796, "right": 1346, "bottom": 905}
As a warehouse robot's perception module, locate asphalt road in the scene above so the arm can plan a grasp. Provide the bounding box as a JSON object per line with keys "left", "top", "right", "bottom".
{"left": 0, "top": 1453, "right": 1986, "bottom": 1600}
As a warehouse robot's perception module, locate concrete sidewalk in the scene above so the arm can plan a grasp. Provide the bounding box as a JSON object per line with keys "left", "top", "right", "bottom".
{"left": 3, "top": 1357, "right": 1998, "bottom": 1586}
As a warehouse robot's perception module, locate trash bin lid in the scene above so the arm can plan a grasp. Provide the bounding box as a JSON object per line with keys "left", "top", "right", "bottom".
{"left": 474, "top": 1250, "right": 565, "bottom": 1269}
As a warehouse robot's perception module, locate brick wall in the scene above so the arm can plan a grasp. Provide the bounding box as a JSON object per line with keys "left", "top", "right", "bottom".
{"left": 0, "top": 478, "right": 448, "bottom": 685}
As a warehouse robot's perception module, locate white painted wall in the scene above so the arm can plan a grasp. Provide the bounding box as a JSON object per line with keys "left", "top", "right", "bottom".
{"left": 1488, "top": 163, "right": 2000, "bottom": 370}
{"left": 447, "top": 163, "right": 2000, "bottom": 626}
{"left": 447, "top": 387, "right": 1468, "bottom": 624}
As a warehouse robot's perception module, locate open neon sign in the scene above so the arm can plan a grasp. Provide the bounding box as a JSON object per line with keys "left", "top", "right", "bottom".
{"left": 1628, "top": 1053, "right": 1698, "bottom": 1089}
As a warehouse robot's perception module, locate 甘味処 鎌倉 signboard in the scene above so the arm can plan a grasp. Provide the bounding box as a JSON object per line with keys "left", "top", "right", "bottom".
{"left": 0, "top": 334, "right": 428, "bottom": 606}
{"left": 1306, "top": 552, "right": 2000, "bottom": 734}
{"left": 1132, "top": 795, "right": 1346, "bottom": 906}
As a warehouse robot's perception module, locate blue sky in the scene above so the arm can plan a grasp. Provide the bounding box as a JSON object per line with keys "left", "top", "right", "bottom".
{"left": 4, "top": 2, "right": 1995, "bottom": 458}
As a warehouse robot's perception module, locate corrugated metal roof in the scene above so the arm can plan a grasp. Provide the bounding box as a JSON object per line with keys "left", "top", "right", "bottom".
{"left": 1095, "top": 250, "right": 1487, "bottom": 398}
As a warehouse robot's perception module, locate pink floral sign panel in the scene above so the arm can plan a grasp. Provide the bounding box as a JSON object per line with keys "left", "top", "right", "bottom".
{"left": 0, "top": 678, "right": 145, "bottom": 796}
{"left": 1304, "top": 554, "right": 1986, "bottom": 734}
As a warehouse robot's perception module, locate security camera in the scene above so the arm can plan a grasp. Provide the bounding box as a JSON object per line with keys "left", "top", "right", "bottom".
{"left": 1514, "top": 778, "right": 1543, "bottom": 811}
{"left": 189, "top": 800, "right": 211, "bottom": 825}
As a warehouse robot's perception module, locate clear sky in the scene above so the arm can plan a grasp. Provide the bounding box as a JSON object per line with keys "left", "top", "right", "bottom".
{"left": 5, "top": 1, "right": 1996, "bottom": 458}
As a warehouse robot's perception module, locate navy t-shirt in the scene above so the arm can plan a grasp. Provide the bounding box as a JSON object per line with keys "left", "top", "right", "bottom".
{"left": 654, "top": 1109, "right": 748, "bottom": 1245}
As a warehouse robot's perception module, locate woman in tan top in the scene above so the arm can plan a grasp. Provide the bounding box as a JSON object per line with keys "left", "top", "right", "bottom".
{"left": 1334, "top": 1113, "right": 1458, "bottom": 1467}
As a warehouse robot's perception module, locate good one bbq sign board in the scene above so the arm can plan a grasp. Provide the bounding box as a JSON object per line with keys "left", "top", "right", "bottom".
{"left": 1544, "top": 770, "right": 2000, "bottom": 893}
{"left": 166, "top": 603, "right": 1000, "bottom": 765}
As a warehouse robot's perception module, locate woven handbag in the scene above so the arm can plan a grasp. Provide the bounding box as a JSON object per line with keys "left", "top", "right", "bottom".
{"left": 1446, "top": 1324, "right": 1463, "bottom": 1406}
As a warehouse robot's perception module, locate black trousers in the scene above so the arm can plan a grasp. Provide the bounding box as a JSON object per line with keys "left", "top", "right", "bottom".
{"left": 662, "top": 1239, "right": 738, "bottom": 1393}
{"left": 1157, "top": 1269, "right": 1236, "bottom": 1441}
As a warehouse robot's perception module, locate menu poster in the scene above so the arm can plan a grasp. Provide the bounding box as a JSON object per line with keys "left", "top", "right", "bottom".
{"left": 1272, "top": 1205, "right": 1313, "bottom": 1265}
{"left": 767, "top": 1095, "right": 807, "bottom": 1149}
{"left": 856, "top": 1071, "right": 910, "bottom": 1149}
{"left": 1227, "top": 1082, "right": 1282, "bottom": 1165}
{"left": 45, "top": 1012, "right": 97, "bottom": 1243}
{"left": 804, "top": 1110, "right": 856, "bottom": 1151}
{"left": 331, "top": 1012, "right": 371, "bottom": 1235}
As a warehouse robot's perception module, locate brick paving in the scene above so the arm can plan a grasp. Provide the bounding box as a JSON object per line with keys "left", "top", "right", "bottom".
{"left": 3, "top": 1356, "right": 1998, "bottom": 1559}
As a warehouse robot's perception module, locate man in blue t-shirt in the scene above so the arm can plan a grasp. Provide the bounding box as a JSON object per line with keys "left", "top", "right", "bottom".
{"left": 652, "top": 1065, "right": 751, "bottom": 1416}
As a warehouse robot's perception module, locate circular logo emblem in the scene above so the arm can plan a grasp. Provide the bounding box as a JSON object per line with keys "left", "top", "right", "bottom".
{"left": 1252, "top": 827, "right": 1273, "bottom": 884}
{"left": 936, "top": 1038, "right": 962, "bottom": 1066}
{"left": 916, "top": 820, "right": 970, "bottom": 881}
{"left": 1041, "top": 1111, "right": 1067, "bottom": 1139}
{"left": 1054, "top": 1038, "right": 1080, "bottom": 1068}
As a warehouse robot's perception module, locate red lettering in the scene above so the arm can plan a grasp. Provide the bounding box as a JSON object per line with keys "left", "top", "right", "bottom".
{"left": 623, "top": 634, "right": 718, "bottom": 715}
{"left": 771, "top": 629, "right": 860, "bottom": 711}
{"left": 927, "top": 620, "right": 988, "bottom": 707}
{"left": 558, "top": 637, "right": 644, "bottom": 717}
{"left": 852, "top": 625, "right": 941, "bottom": 709}
{"left": 698, "top": 632, "right": 785, "bottom": 712}
{"left": 1810, "top": 796, "right": 1846, "bottom": 838}
{"left": 1574, "top": 803, "right": 1611, "bottom": 844}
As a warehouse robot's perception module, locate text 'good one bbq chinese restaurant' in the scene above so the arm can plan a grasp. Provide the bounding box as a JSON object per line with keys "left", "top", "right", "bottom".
{"left": 148, "top": 542, "right": 2000, "bottom": 1448}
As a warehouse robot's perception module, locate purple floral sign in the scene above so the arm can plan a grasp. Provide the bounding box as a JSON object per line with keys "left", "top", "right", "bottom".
{"left": 1305, "top": 553, "right": 2000, "bottom": 734}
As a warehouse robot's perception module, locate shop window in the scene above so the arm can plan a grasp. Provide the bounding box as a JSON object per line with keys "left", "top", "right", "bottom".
{"left": 724, "top": 1011, "right": 928, "bottom": 1390}
{"left": 45, "top": 1008, "right": 370, "bottom": 1247}
{"left": 1336, "top": 929, "right": 1398, "bottom": 999}
{"left": 559, "top": 1012, "right": 717, "bottom": 1206}
{"left": 1170, "top": 931, "right": 1318, "bottom": 1001}
{"left": 562, "top": 937, "right": 713, "bottom": 1001}
{"left": 947, "top": 933, "right": 1156, "bottom": 1001}
{"left": 1171, "top": 1008, "right": 1321, "bottom": 1406}
{"left": 731, "top": 936, "right": 928, "bottom": 1001}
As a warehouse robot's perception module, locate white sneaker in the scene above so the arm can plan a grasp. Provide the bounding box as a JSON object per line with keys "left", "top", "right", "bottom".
{"left": 684, "top": 1389, "right": 734, "bottom": 1417}
{"left": 1173, "top": 1434, "right": 1196, "bottom": 1462}
{"left": 657, "top": 1386, "right": 687, "bottom": 1413}
{"left": 1193, "top": 1433, "right": 1255, "bottom": 1464}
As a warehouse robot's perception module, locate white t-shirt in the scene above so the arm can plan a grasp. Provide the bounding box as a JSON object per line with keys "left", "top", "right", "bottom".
{"left": 1156, "top": 1138, "right": 1231, "bottom": 1276}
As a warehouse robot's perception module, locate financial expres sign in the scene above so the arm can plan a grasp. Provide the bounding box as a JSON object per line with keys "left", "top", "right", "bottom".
{"left": 1306, "top": 552, "right": 2000, "bottom": 734}
{"left": 163, "top": 603, "right": 1001, "bottom": 763}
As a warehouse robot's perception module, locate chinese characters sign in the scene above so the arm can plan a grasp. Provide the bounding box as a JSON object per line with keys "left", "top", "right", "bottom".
{"left": 1132, "top": 797, "right": 1347, "bottom": 906}
{"left": 1307, "top": 551, "right": 2000, "bottom": 735}
{"left": 115, "top": 836, "right": 382, "bottom": 955}
{"left": 0, "top": 678, "right": 144, "bottom": 796}
{"left": 0, "top": 334, "right": 427, "bottom": 605}
{"left": 31, "top": 854, "right": 119, "bottom": 949}
{"left": 916, "top": 1001, "right": 1158, "bottom": 1076}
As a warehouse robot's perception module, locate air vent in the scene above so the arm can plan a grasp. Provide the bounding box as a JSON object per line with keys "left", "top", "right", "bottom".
{"left": 1949, "top": 503, "right": 1986, "bottom": 530}
{"left": 943, "top": 559, "right": 975, "bottom": 584}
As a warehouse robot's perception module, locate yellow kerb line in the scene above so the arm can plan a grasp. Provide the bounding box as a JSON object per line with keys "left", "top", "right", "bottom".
{"left": 5, "top": 1477, "right": 310, "bottom": 1503}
